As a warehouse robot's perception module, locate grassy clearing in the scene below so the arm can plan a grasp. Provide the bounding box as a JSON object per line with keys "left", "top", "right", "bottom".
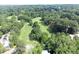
{"left": 18, "top": 22, "right": 41, "bottom": 53}
{"left": 18, "top": 17, "right": 51, "bottom": 44}
{"left": 32, "top": 17, "right": 51, "bottom": 37}
{"left": 18, "top": 23, "right": 32, "bottom": 41}
{"left": 16, "top": 17, "right": 51, "bottom": 53}
{"left": 32, "top": 17, "right": 41, "bottom": 23}
{"left": 7, "top": 16, "right": 12, "bottom": 19}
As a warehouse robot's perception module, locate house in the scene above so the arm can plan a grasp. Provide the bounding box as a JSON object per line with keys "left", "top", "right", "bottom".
{"left": 69, "top": 33, "right": 79, "bottom": 40}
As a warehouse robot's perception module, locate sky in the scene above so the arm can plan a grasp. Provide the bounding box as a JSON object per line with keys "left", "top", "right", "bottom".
{"left": 0, "top": 0, "right": 79, "bottom": 5}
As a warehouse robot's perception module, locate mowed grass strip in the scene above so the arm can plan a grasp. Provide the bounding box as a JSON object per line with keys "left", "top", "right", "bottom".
{"left": 18, "top": 17, "right": 51, "bottom": 43}
{"left": 32, "top": 17, "right": 51, "bottom": 37}
{"left": 19, "top": 23, "right": 32, "bottom": 41}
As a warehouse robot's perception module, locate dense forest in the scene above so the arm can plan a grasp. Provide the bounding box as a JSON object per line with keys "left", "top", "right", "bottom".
{"left": 0, "top": 5, "right": 79, "bottom": 54}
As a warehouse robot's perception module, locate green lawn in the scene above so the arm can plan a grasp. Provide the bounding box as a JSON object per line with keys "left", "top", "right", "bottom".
{"left": 32, "top": 17, "right": 41, "bottom": 23}
{"left": 32, "top": 17, "right": 51, "bottom": 37}
{"left": 18, "top": 17, "right": 51, "bottom": 44}
{"left": 18, "top": 23, "right": 32, "bottom": 41}
{"left": 17, "top": 17, "right": 51, "bottom": 53}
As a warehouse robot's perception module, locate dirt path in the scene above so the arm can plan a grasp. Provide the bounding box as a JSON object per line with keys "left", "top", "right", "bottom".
{"left": 2, "top": 48, "right": 16, "bottom": 54}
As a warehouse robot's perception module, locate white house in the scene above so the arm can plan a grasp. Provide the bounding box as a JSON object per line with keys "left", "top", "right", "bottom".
{"left": 69, "top": 33, "right": 79, "bottom": 40}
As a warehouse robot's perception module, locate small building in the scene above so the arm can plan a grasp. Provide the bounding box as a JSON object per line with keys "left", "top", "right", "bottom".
{"left": 69, "top": 33, "right": 79, "bottom": 40}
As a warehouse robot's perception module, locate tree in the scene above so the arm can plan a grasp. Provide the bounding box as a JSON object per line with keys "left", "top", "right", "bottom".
{"left": 0, "top": 43, "right": 6, "bottom": 53}
{"left": 41, "top": 32, "right": 49, "bottom": 49}
{"left": 60, "top": 13, "right": 72, "bottom": 19}
{"left": 18, "top": 15, "right": 31, "bottom": 23}
{"left": 32, "top": 41, "right": 43, "bottom": 54}
{"left": 32, "top": 22, "right": 40, "bottom": 28}
{"left": 15, "top": 40, "right": 26, "bottom": 54}
{"left": 9, "top": 31, "right": 18, "bottom": 48}
{"left": 49, "top": 18, "right": 79, "bottom": 34}
{"left": 29, "top": 22, "right": 42, "bottom": 43}
{"left": 46, "top": 33, "right": 77, "bottom": 54}
{"left": 0, "top": 31, "right": 3, "bottom": 37}
{"left": 74, "top": 37, "right": 79, "bottom": 53}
